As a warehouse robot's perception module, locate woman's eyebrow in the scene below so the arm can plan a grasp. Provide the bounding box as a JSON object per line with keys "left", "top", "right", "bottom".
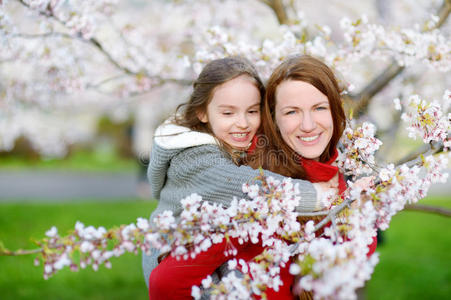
{"left": 279, "top": 105, "right": 299, "bottom": 110}
{"left": 313, "top": 101, "right": 330, "bottom": 106}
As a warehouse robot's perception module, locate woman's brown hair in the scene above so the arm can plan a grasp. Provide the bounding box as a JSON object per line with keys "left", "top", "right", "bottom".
{"left": 249, "top": 55, "right": 346, "bottom": 179}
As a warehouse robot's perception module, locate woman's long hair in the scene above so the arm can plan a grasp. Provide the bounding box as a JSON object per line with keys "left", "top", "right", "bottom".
{"left": 248, "top": 55, "right": 346, "bottom": 179}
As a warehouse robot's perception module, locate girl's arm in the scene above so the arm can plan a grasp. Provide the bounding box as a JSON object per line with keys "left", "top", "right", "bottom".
{"left": 169, "top": 144, "right": 320, "bottom": 212}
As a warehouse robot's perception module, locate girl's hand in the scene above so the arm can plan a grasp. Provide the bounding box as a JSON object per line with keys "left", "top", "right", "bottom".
{"left": 353, "top": 176, "right": 374, "bottom": 190}
{"left": 350, "top": 176, "right": 375, "bottom": 208}
{"left": 313, "top": 174, "right": 339, "bottom": 210}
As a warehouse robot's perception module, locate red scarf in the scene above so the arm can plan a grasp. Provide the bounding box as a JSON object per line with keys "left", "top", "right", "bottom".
{"left": 300, "top": 149, "right": 378, "bottom": 257}
{"left": 299, "top": 149, "right": 347, "bottom": 195}
{"left": 246, "top": 135, "right": 258, "bottom": 154}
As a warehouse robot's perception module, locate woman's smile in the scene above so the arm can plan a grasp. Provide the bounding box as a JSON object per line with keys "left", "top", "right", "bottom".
{"left": 298, "top": 133, "right": 321, "bottom": 143}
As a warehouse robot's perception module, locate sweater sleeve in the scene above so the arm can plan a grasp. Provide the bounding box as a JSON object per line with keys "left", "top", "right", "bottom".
{"left": 169, "top": 145, "right": 319, "bottom": 212}
{"left": 147, "top": 143, "right": 183, "bottom": 200}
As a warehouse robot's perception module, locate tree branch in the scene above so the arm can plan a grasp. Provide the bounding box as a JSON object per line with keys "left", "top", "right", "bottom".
{"left": 395, "top": 140, "right": 444, "bottom": 167}
{"left": 404, "top": 204, "right": 451, "bottom": 217}
{"left": 14, "top": 0, "right": 192, "bottom": 88}
{"left": 349, "top": 63, "right": 404, "bottom": 118}
{"left": 0, "top": 248, "right": 42, "bottom": 256}
{"left": 349, "top": 1, "right": 451, "bottom": 118}
{"left": 436, "top": 0, "right": 451, "bottom": 28}
{"left": 259, "top": 0, "right": 290, "bottom": 25}
{"left": 395, "top": 143, "right": 432, "bottom": 165}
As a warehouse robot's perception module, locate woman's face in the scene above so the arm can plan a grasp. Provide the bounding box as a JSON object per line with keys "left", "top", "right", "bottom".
{"left": 198, "top": 75, "right": 261, "bottom": 150}
{"left": 275, "top": 80, "right": 333, "bottom": 161}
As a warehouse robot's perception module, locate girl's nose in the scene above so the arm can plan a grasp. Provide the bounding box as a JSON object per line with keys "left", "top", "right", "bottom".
{"left": 236, "top": 114, "right": 249, "bottom": 129}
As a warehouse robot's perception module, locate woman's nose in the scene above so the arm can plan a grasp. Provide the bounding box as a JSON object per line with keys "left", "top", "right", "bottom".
{"left": 300, "top": 112, "right": 316, "bottom": 132}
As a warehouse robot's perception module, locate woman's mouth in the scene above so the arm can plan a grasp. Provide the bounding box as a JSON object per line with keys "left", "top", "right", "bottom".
{"left": 297, "top": 133, "right": 321, "bottom": 144}
{"left": 300, "top": 134, "right": 319, "bottom": 142}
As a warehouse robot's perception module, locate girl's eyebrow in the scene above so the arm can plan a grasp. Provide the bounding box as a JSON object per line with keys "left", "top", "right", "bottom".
{"left": 248, "top": 103, "right": 260, "bottom": 107}
{"left": 218, "top": 102, "right": 260, "bottom": 109}
{"left": 217, "top": 104, "right": 236, "bottom": 108}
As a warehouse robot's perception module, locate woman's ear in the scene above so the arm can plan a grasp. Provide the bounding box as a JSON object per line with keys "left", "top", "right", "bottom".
{"left": 196, "top": 110, "right": 208, "bottom": 123}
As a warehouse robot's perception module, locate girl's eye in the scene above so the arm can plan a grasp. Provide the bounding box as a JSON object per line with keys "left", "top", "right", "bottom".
{"left": 315, "top": 106, "right": 328, "bottom": 111}
{"left": 248, "top": 110, "right": 260, "bottom": 114}
{"left": 222, "top": 111, "right": 233, "bottom": 116}
{"left": 285, "top": 110, "right": 296, "bottom": 115}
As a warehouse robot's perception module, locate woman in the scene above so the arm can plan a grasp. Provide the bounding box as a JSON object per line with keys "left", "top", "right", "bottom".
{"left": 249, "top": 54, "right": 377, "bottom": 298}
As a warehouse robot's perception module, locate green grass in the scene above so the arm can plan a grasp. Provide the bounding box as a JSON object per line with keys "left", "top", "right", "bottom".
{"left": 0, "top": 200, "right": 157, "bottom": 300}
{"left": 0, "top": 149, "right": 138, "bottom": 173}
{"left": 0, "top": 197, "right": 449, "bottom": 299}
{"left": 367, "top": 196, "right": 451, "bottom": 300}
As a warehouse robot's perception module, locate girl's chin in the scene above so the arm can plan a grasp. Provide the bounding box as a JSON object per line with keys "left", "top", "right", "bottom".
{"left": 229, "top": 143, "right": 249, "bottom": 150}
{"left": 227, "top": 140, "right": 251, "bottom": 150}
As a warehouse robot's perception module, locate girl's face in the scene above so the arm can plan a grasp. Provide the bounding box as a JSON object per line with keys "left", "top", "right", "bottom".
{"left": 198, "top": 75, "right": 261, "bottom": 150}
{"left": 275, "top": 80, "right": 333, "bottom": 161}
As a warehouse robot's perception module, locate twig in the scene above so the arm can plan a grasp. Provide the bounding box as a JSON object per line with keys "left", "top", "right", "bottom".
{"left": 0, "top": 247, "right": 42, "bottom": 256}
{"left": 400, "top": 141, "right": 443, "bottom": 168}
{"left": 404, "top": 203, "right": 451, "bottom": 217}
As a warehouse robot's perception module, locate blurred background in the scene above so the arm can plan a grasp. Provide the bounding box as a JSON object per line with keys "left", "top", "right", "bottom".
{"left": 0, "top": 0, "right": 450, "bottom": 299}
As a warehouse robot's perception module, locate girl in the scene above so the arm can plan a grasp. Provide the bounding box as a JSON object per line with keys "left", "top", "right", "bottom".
{"left": 250, "top": 55, "right": 378, "bottom": 299}
{"left": 143, "top": 57, "right": 337, "bottom": 299}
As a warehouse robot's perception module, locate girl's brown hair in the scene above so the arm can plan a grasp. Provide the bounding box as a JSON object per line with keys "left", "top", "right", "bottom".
{"left": 175, "top": 57, "right": 264, "bottom": 134}
{"left": 249, "top": 55, "right": 346, "bottom": 179}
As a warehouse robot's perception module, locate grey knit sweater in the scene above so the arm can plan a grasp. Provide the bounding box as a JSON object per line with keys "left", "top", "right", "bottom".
{"left": 142, "top": 122, "right": 319, "bottom": 286}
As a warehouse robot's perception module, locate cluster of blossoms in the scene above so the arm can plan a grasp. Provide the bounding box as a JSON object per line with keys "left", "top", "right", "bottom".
{"left": 337, "top": 122, "right": 383, "bottom": 178}
{"left": 23, "top": 0, "right": 118, "bottom": 39}
{"left": 30, "top": 175, "right": 308, "bottom": 292}
{"left": 395, "top": 90, "right": 451, "bottom": 148}
{"left": 191, "top": 10, "right": 450, "bottom": 84}
{"left": 338, "top": 14, "right": 451, "bottom": 71}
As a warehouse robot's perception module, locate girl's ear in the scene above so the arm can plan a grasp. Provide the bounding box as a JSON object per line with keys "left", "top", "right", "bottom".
{"left": 196, "top": 110, "right": 208, "bottom": 123}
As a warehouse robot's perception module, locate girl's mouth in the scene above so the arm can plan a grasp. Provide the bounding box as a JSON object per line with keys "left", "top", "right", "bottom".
{"left": 230, "top": 132, "right": 250, "bottom": 142}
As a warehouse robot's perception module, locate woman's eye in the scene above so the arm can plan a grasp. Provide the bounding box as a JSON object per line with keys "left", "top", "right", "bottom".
{"left": 248, "top": 110, "right": 260, "bottom": 114}
{"left": 222, "top": 111, "right": 233, "bottom": 116}
{"left": 315, "top": 106, "right": 328, "bottom": 111}
{"left": 285, "top": 110, "right": 296, "bottom": 115}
